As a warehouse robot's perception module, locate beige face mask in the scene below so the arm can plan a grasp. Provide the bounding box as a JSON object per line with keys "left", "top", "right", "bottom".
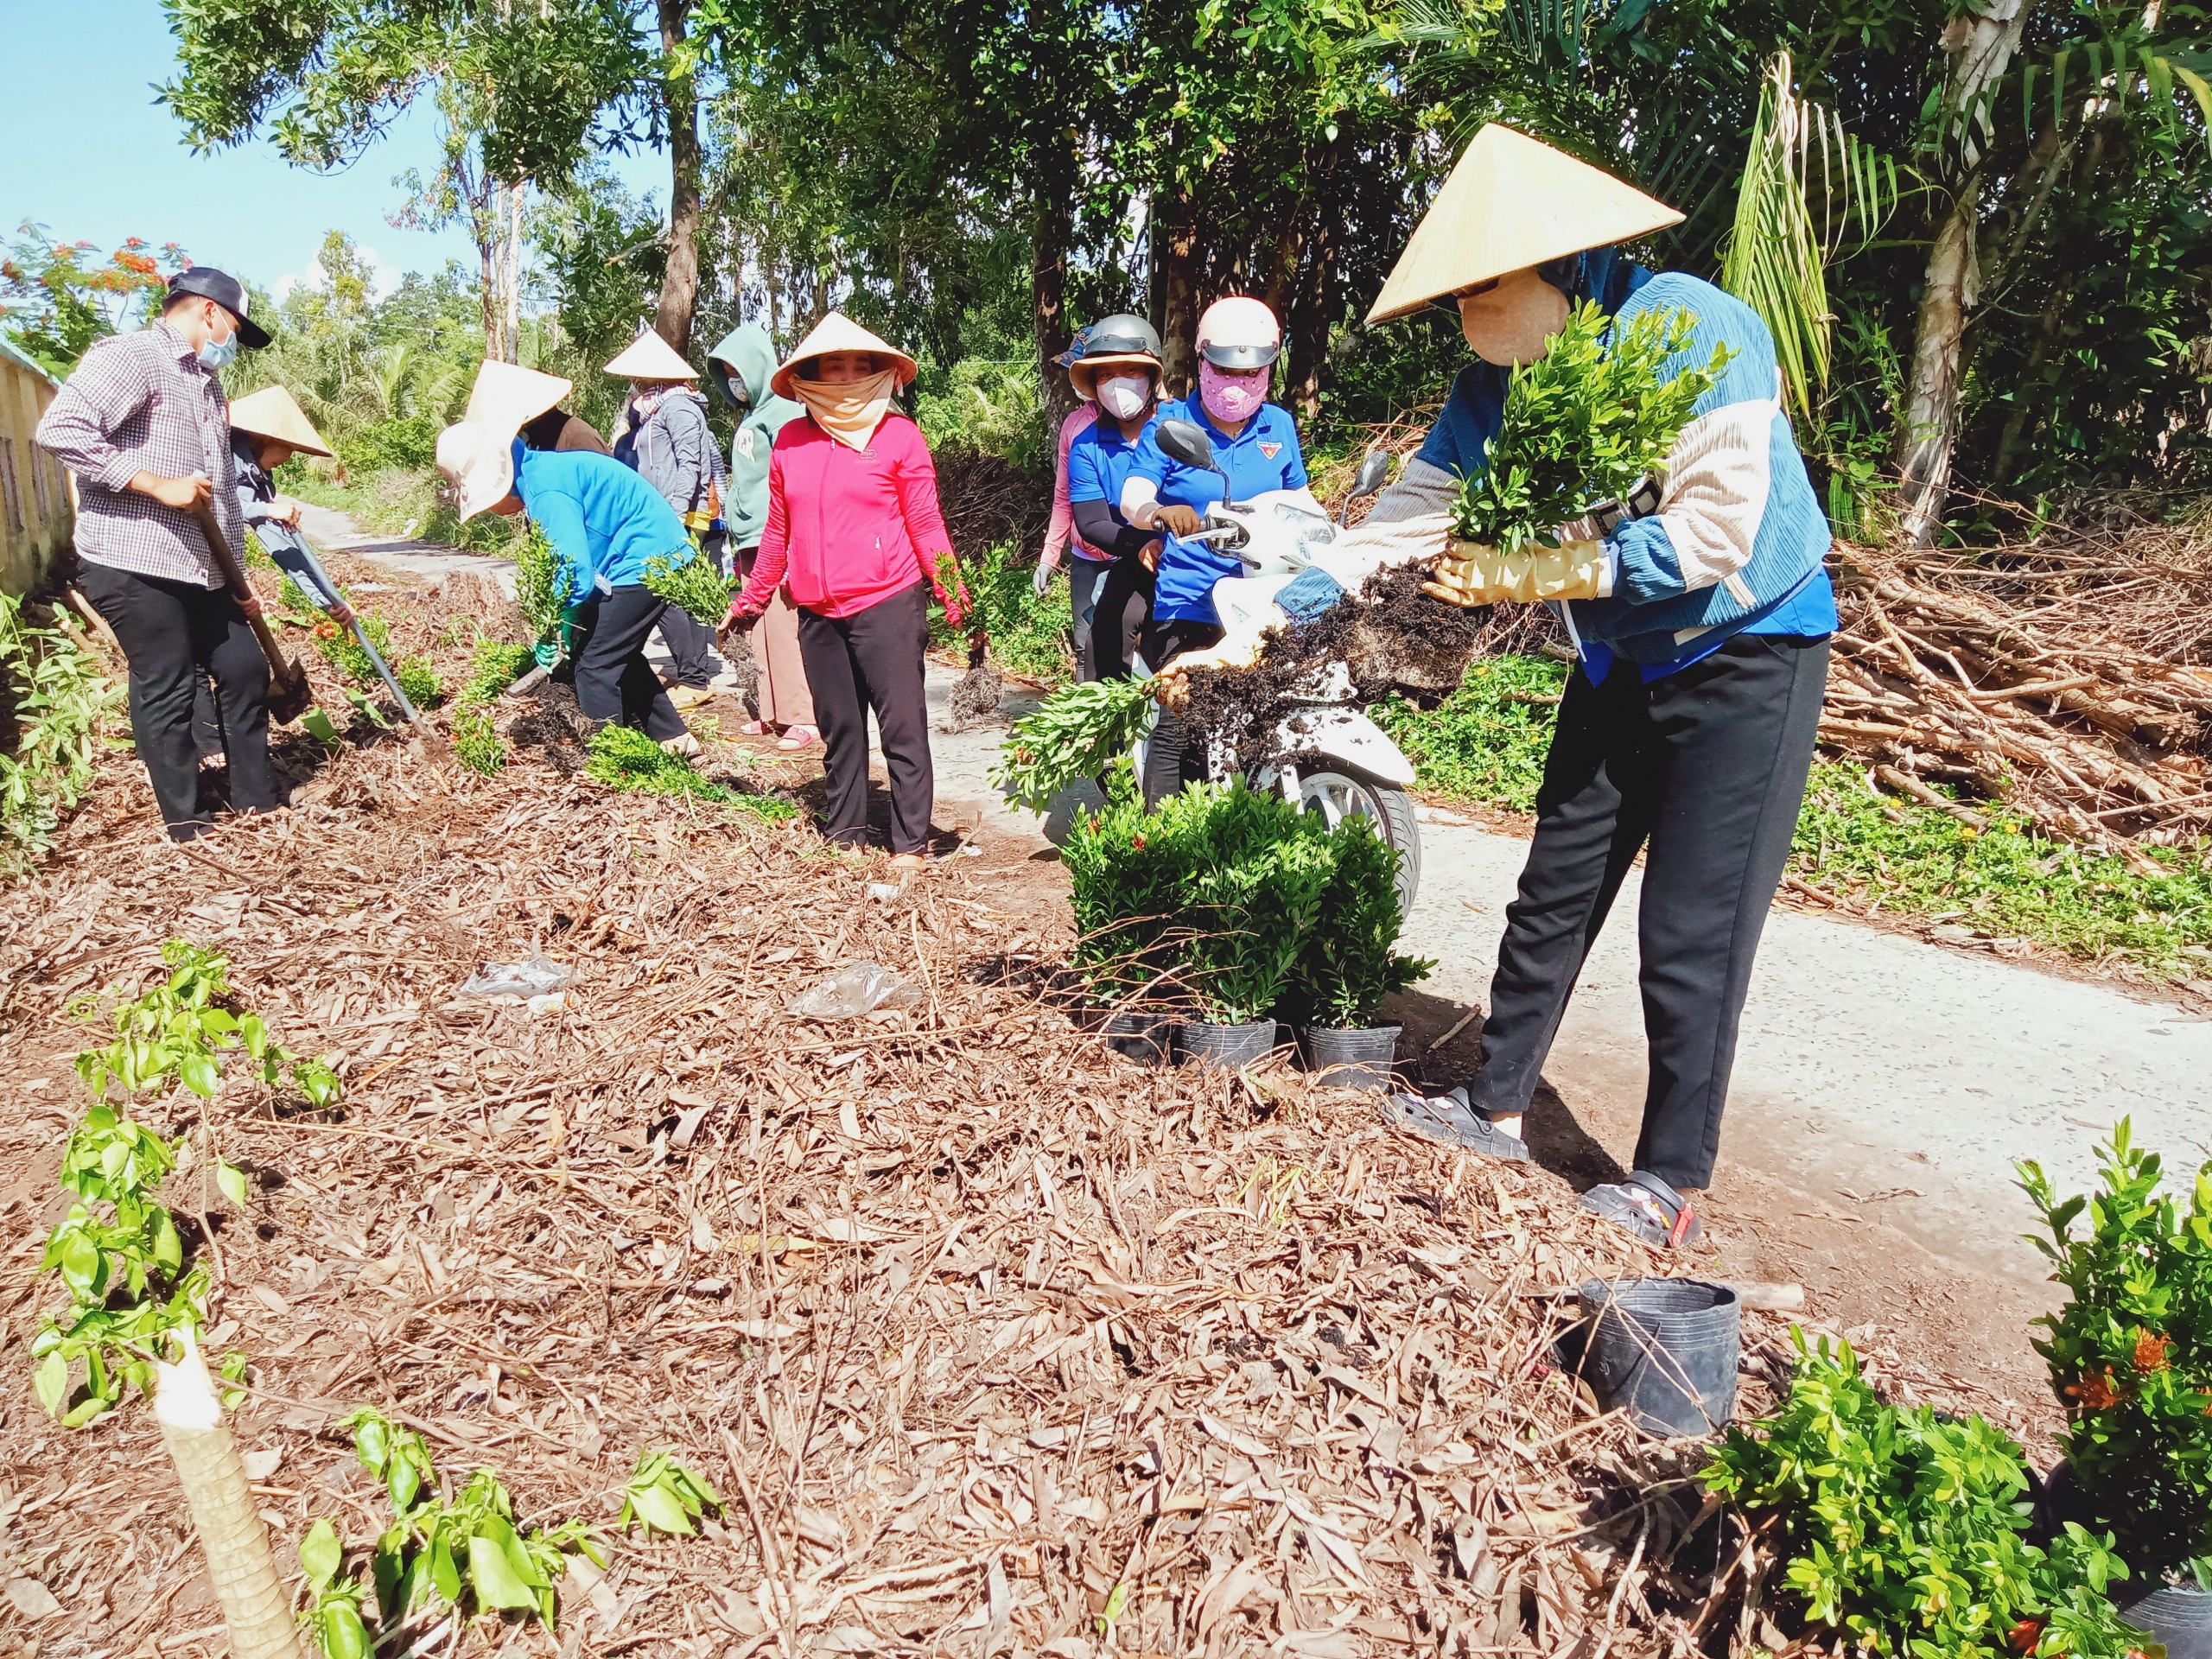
{"left": 792, "top": 368, "right": 900, "bottom": 449}
{"left": 1459, "top": 269, "right": 1571, "bottom": 367}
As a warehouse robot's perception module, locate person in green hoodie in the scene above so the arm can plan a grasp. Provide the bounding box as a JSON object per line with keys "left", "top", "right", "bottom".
{"left": 708, "top": 322, "right": 817, "bottom": 747}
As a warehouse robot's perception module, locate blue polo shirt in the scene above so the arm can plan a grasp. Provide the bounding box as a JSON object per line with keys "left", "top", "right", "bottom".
{"left": 512, "top": 442, "right": 694, "bottom": 607}
{"left": 1068, "top": 415, "right": 1155, "bottom": 563}
{"left": 1134, "top": 396, "right": 1308, "bottom": 625}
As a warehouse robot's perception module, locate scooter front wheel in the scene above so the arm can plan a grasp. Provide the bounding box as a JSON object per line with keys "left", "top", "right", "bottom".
{"left": 1289, "top": 767, "right": 1422, "bottom": 912}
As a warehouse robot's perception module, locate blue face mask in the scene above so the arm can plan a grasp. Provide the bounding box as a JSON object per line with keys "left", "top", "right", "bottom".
{"left": 197, "top": 320, "right": 238, "bottom": 371}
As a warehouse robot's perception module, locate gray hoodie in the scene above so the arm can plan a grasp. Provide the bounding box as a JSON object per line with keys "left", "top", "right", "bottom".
{"left": 707, "top": 322, "right": 804, "bottom": 550}
{"left": 613, "top": 385, "right": 722, "bottom": 520}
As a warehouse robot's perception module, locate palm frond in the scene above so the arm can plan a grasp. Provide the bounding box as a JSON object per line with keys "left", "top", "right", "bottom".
{"left": 1721, "top": 54, "right": 1901, "bottom": 420}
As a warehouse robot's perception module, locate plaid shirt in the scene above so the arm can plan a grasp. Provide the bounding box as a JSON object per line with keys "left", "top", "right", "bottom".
{"left": 34, "top": 321, "right": 243, "bottom": 588}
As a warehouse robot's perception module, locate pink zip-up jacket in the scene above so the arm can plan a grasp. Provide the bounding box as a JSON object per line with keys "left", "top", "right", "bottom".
{"left": 735, "top": 411, "right": 958, "bottom": 621}
{"left": 1042, "top": 404, "right": 1109, "bottom": 565}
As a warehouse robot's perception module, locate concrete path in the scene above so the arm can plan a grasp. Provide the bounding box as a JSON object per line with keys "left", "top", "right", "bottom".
{"left": 296, "top": 499, "right": 515, "bottom": 590}
{"left": 926, "top": 680, "right": 2212, "bottom": 1294}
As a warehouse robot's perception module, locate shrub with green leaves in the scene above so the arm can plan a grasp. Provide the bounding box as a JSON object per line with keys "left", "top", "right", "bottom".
{"left": 512, "top": 524, "right": 568, "bottom": 643}
{"left": 931, "top": 539, "right": 1073, "bottom": 683}
{"left": 316, "top": 1407, "right": 605, "bottom": 1647}
{"left": 992, "top": 675, "right": 1158, "bottom": 811}
{"left": 313, "top": 608, "right": 442, "bottom": 709}
{"left": 76, "top": 938, "right": 342, "bottom": 1109}
{"left": 2021, "top": 1121, "right": 2212, "bottom": 1582}
{"left": 1704, "top": 1332, "right": 2145, "bottom": 1659}
{"left": 1452, "top": 302, "right": 1729, "bottom": 554}
{"left": 1, "top": 590, "right": 119, "bottom": 876}
{"left": 644, "top": 548, "right": 734, "bottom": 625}
{"left": 1285, "top": 817, "right": 1433, "bottom": 1030}
{"left": 1064, "top": 785, "right": 1336, "bottom": 1022}
{"left": 30, "top": 1105, "right": 224, "bottom": 1425}
{"left": 620, "top": 1451, "right": 724, "bottom": 1535}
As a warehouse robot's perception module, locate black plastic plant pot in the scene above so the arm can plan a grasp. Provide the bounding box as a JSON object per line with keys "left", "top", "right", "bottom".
{"left": 2123, "top": 1586, "right": 2212, "bottom": 1659}
{"left": 1177, "top": 1020, "right": 1279, "bottom": 1071}
{"left": 1102, "top": 1009, "right": 1177, "bottom": 1065}
{"left": 1305, "top": 1025, "right": 1401, "bottom": 1091}
{"left": 1573, "top": 1278, "right": 1740, "bottom": 1438}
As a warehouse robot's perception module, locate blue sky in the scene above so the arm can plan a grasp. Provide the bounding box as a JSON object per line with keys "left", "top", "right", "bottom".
{"left": 0, "top": 0, "right": 665, "bottom": 300}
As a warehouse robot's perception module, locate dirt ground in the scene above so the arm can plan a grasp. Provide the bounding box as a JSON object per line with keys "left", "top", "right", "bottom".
{"left": 0, "top": 568, "right": 2083, "bottom": 1658}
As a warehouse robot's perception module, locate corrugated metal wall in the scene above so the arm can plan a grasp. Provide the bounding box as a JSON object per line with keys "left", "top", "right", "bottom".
{"left": 0, "top": 340, "right": 73, "bottom": 595}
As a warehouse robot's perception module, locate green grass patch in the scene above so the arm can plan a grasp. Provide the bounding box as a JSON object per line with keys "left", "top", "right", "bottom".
{"left": 1382, "top": 652, "right": 2212, "bottom": 980}
{"left": 1371, "top": 655, "right": 1569, "bottom": 812}
{"left": 584, "top": 726, "right": 799, "bottom": 823}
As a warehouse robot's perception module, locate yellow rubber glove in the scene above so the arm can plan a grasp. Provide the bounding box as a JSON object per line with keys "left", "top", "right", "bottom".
{"left": 1421, "top": 538, "right": 1611, "bottom": 607}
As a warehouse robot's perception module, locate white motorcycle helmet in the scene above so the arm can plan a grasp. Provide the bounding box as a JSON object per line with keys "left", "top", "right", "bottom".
{"left": 1195, "top": 296, "right": 1281, "bottom": 371}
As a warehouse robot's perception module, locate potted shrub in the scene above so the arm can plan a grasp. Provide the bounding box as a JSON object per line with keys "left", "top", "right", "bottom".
{"left": 2020, "top": 1120, "right": 2212, "bottom": 1653}
{"left": 1063, "top": 791, "right": 1192, "bottom": 1062}
{"left": 1284, "top": 817, "right": 1433, "bottom": 1090}
{"left": 1168, "top": 785, "right": 1333, "bottom": 1070}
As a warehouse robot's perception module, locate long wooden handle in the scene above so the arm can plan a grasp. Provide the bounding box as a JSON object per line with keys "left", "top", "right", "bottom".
{"left": 191, "top": 502, "right": 301, "bottom": 688}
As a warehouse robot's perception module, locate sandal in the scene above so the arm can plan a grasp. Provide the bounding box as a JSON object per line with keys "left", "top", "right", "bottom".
{"left": 887, "top": 852, "right": 927, "bottom": 873}
{"left": 777, "top": 726, "right": 820, "bottom": 751}
{"left": 1382, "top": 1086, "right": 1529, "bottom": 1161}
{"left": 738, "top": 721, "right": 774, "bottom": 735}
{"left": 1580, "top": 1172, "right": 1702, "bottom": 1249}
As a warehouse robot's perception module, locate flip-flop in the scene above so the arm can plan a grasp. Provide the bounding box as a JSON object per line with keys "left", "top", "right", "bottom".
{"left": 1382, "top": 1087, "right": 1529, "bottom": 1161}
{"left": 777, "top": 727, "right": 820, "bottom": 751}
{"left": 1580, "top": 1172, "right": 1702, "bottom": 1249}
{"left": 737, "top": 721, "right": 774, "bottom": 736}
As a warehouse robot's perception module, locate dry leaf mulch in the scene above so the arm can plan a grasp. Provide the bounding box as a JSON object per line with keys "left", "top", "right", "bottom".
{"left": 0, "top": 710, "right": 1816, "bottom": 1659}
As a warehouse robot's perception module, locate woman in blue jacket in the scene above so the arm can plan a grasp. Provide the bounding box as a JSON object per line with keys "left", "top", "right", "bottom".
{"left": 438, "top": 414, "right": 703, "bottom": 754}
{"left": 1164, "top": 126, "right": 1834, "bottom": 1250}
{"left": 1119, "top": 295, "right": 1323, "bottom": 804}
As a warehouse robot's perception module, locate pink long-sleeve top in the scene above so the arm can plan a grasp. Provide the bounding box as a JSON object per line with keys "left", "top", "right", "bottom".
{"left": 736, "top": 411, "right": 956, "bottom": 620}
{"left": 1042, "top": 404, "right": 1109, "bottom": 565}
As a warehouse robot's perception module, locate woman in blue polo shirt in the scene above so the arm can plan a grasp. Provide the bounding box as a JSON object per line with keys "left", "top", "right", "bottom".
{"left": 1120, "top": 296, "right": 1319, "bottom": 804}
{"left": 1065, "top": 314, "right": 1166, "bottom": 682}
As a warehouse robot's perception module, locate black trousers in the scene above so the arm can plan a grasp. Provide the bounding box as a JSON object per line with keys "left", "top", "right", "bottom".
{"left": 1088, "top": 555, "right": 1154, "bottom": 683}
{"left": 572, "top": 585, "right": 687, "bottom": 741}
{"left": 81, "top": 562, "right": 274, "bottom": 839}
{"left": 658, "top": 605, "right": 716, "bottom": 688}
{"left": 798, "top": 581, "right": 933, "bottom": 854}
{"left": 1465, "top": 632, "right": 1829, "bottom": 1191}
{"left": 1138, "top": 617, "right": 1222, "bottom": 808}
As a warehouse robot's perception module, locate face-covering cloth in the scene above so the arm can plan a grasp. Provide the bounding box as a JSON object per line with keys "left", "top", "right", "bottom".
{"left": 792, "top": 369, "right": 900, "bottom": 450}
{"left": 1198, "top": 360, "right": 1268, "bottom": 426}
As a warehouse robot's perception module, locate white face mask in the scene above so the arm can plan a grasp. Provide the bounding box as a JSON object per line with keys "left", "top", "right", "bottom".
{"left": 1097, "top": 372, "right": 1152, "bottom": 420}
{"left": 1459, "top": 269, "right": 1571, "bottom": 366}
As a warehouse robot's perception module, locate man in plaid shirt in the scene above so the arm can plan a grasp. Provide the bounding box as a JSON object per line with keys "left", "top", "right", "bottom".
{"left": 37, "top": 267, "right": 278, "bottom": 842}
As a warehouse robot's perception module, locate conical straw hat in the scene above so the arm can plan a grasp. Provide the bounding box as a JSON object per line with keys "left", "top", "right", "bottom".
{"left": 1365, "top": 125, "right": 1684, "bottom": 325}
{"left": 604, "top": 329, "right": 700, "bottom": 380}
{"left": 441, "top": 360, "right": 576, "bottom": 524}
{"left": 770, "top": 311, "right": 918, "bottom": 400}
{"left": 226, "top": 385, "right": 333, "bottom": 457}
{"left": 463, "top": 360, "right": 573, "bottom": 430}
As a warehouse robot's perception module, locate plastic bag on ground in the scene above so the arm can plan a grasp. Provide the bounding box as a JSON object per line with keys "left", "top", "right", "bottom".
{"left": 460, "top": 955, "right": 574, "bottom": 999}
{"left": 793, "top": 963, "right": 925, "bottom": 1020}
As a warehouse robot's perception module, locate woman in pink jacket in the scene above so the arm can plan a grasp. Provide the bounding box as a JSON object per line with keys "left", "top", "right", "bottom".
{"left": 722, "top": 314, "right": 969, "bottom": 870}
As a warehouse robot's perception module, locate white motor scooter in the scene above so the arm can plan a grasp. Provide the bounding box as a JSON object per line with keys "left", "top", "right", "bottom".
{"left": 1053, "top": 418, "right": 1424, "bottom": 908}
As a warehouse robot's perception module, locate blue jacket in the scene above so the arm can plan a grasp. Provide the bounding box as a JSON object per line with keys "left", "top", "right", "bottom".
{"left": 1134, "top": 396, "right": 1308, "bottom": 625}
{"left": 512, "top": 442, "right": 695, "bottom": 607}
{"left": 1418, "top": 253, "right": 1833, "bottom": 668}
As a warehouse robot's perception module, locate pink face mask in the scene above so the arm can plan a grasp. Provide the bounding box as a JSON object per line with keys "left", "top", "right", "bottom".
{"left": 1198, "top": 360, "right": 1268, "bottom": 425}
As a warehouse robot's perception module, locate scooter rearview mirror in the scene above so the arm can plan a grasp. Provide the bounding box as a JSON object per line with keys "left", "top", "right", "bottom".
{"left": 1155, "top": 418, "right": 1218, "bottom": 473}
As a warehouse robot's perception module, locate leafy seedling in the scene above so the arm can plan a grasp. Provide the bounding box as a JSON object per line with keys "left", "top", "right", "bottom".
{"left": 644, "top": 550, "right": 735, "bottom": 625}
{"left": 299, "top": 1517, "right": 376, "bottom": 1659}
{"left": 620, "top": 1451, "right": 723, "bottom": 1535}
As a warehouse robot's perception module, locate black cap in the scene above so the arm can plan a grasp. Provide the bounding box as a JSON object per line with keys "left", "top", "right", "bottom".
{"left": 165, "top": 267, "right": 271, "bottom": 349}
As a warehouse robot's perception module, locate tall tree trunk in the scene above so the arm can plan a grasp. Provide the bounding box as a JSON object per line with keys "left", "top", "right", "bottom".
{"left": 503, "top": 181, "right": 524, "bottom": 365}
{"left": 1893, "top": 0, "right": 2027, "bottom": 543}
{"left": 1032, "top": 178, "right": 1075, "bottom": 438}
{"left": 1156, "top": 189, "right": 1201, "bottom": 399}
{"left": 653, "top": 0, "right": 702, "bottom": 354}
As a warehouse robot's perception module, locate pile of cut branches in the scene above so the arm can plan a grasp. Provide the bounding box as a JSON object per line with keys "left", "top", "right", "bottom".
{"left": 1822, "top": 540, "right": 2212, "bottom": 856}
